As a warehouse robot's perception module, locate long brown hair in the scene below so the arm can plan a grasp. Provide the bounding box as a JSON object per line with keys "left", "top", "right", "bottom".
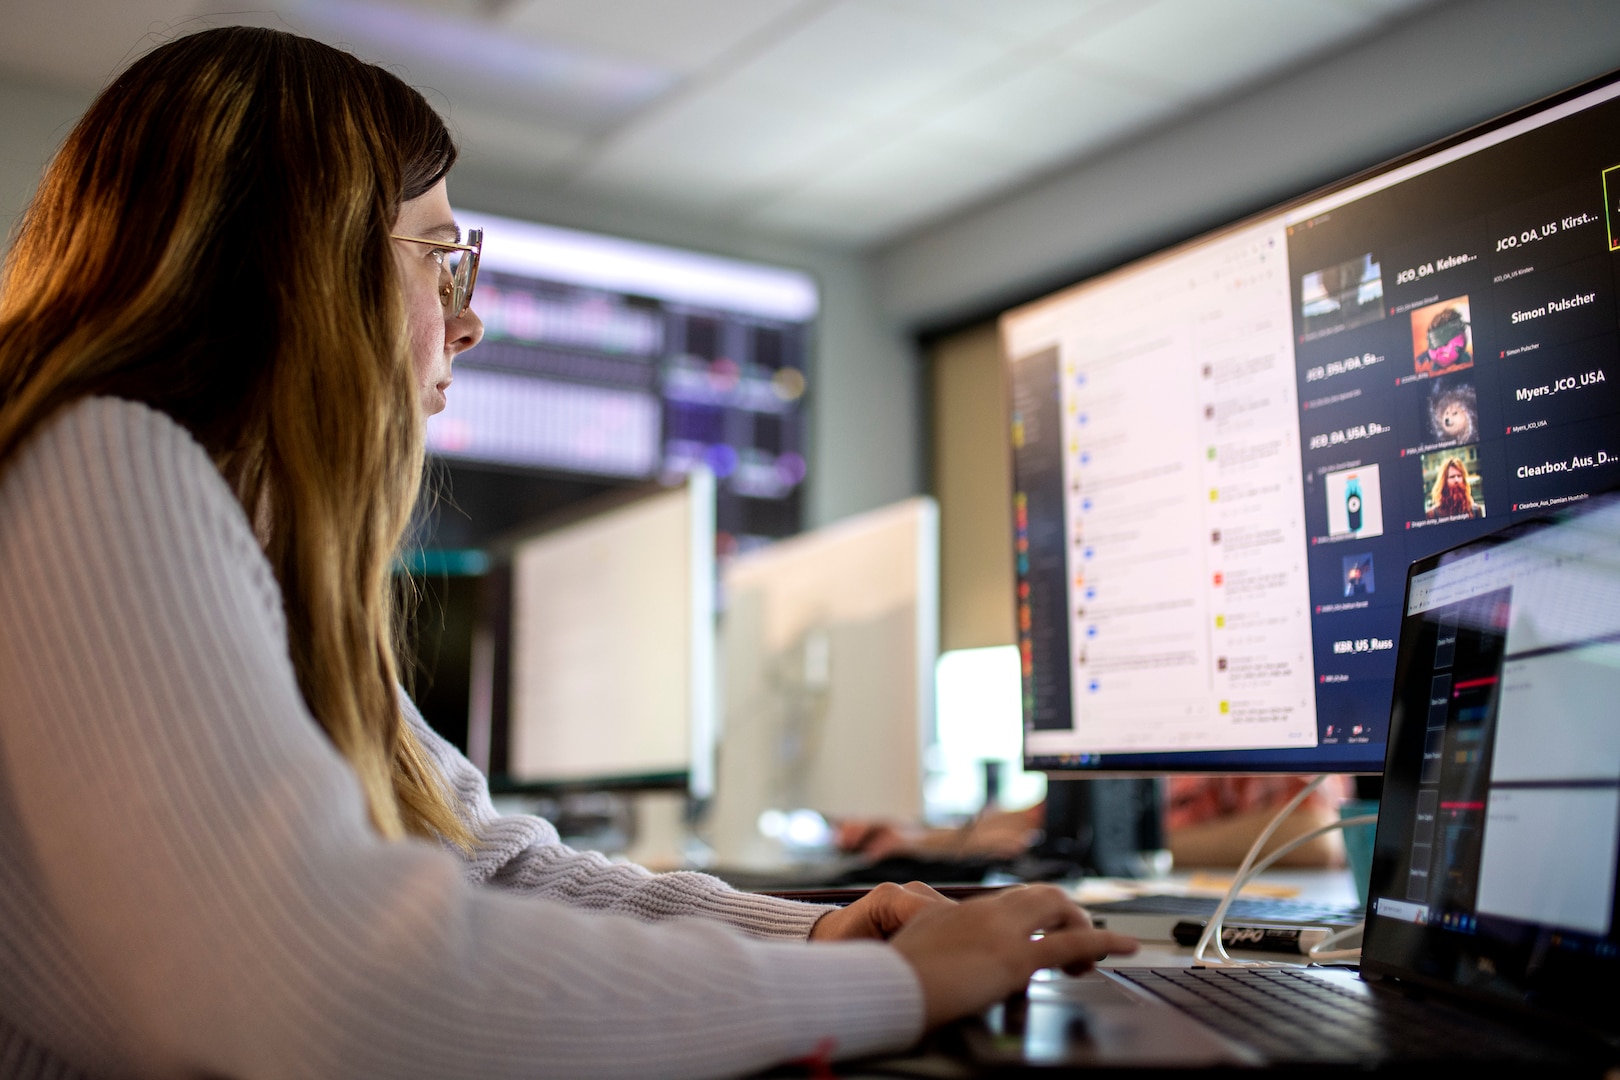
{"left": 0, "top": 26, "right": 474, "bottom": 849}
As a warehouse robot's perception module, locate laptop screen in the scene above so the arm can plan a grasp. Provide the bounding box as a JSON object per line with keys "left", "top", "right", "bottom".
{"left": 1363, "top": 489, "right": 1620, "bottom": 1025}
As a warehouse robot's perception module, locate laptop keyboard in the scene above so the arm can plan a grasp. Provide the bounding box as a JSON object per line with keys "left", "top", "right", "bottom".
{"left": 1112, "top": 967, "right": 1548, "bottom": 1063}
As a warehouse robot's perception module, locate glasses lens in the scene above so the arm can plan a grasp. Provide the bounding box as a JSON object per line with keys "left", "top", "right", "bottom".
{"left": 454, "top": 229, "right": 482, "bottom": 317}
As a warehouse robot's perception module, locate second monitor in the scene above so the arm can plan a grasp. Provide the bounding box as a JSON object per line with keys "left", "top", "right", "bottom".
{"left": 492, "top": 469, "right": 717, "bottom": 798}
{"left": 705, "top": 497, "right": 940, "bottom": 869}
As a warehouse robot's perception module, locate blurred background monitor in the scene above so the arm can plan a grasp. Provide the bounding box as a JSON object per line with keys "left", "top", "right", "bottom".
{"left": 705, "top": 496, "right": 939, "bottom": 870}
{"left": 399, "top": 211, "right": 820, "bottom": 800}
{"left": 422, "top": 209, "right": 817, "bottom": 554}
{"left": 481, "top": 469, "right": 716, "bottom": 798}
{"left": 928, "top": 645, "right": 1047, "bottom": 819}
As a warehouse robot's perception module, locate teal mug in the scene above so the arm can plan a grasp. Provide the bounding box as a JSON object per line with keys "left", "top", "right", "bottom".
{"left": 1339, "top": 799, "right": 1379, "bottom": 908}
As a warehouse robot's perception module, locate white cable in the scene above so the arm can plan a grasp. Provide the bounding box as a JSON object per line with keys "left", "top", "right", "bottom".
{"left": 1241, "top": 813, "right": 1376, "bottom": 965}
{"left": 1192, "top": 776, "right": 1326, "bottom": 964}
{"left": 1306, "top": 921, "right": 1365, "bottom": 963}
{"left": 1192, "top": 806, "right": 1379, "bottom": 965}
{"left": 1244, "top": 813, "right": 1378, "bottom": 880}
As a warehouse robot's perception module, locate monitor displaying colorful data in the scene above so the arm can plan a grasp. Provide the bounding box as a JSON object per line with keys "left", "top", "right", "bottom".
{"left": 433, "top": 209, "right": 816, "bottom": 547}
{"left": 1002, "top": 70, "right": 1620, "bottom": 774}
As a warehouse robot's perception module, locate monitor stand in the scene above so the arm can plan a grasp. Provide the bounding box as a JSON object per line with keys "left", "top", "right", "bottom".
{"left": 1024, "top": 778, "right": 1168, "bottom": 880}
{"left": 623, "top": 790, "right": 695, "bottom": 873}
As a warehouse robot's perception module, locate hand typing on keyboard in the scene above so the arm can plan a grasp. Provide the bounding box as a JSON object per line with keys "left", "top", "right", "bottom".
{"left": 888, "top": 884, "right": 1138, "bottom": 1029}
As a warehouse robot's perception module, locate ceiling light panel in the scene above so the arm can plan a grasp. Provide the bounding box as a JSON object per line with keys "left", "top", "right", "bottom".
{"left": 282, "top": 0, "right": 674, "bottom": 132}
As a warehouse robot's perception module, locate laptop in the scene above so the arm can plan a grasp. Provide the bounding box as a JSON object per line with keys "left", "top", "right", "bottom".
{"left": 954, "top": 490, "right": 1620, "bottom": 1071}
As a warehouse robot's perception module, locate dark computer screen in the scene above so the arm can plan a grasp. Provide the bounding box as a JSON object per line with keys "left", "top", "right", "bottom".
{"left": 1364, "top": 489, "right": 1620, "bottom": 1022}
{"left": 1003, "top": 70, "right": 1620, "bottom": 774}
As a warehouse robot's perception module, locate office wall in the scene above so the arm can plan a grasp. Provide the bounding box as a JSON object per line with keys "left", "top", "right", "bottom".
{"left": 0, "top": 77, "right": 84, "bottom": 246}
{"left": 928, "top": 321, "right": 1013, "bottom": 653}
{"left": 877, "top": 0, "right": 1620, "bottom": 331}
{"left": 0, "top": 74, "right": 920, "bottom": 534}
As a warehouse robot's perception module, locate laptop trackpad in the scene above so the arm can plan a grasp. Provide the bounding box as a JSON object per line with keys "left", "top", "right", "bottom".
{"left": 962, "top": 970, "right": 1253, "bottom": 1068}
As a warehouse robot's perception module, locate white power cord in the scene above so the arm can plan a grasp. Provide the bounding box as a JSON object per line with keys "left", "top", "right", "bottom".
{"left": 1191, "top": 777, "right": 1376, "bottom": 966}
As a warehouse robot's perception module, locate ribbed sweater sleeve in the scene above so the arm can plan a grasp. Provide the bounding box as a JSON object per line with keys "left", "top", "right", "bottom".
{"left": 403, "top": 699, "right": 833, "bottom": 940}
{"left": 0, "top": 398, "right": 924, "bottom": 1079}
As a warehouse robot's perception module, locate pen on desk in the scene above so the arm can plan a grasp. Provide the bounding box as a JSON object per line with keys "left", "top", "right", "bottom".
{"left": 1171, "top": 920, "right": 1331, "bottom": 956}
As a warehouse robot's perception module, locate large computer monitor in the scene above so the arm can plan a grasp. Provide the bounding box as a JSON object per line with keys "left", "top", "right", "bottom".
{"left": 704, "top": 497, "right": 939, "bottom": 869}
{"left": 487, "top": 469, "right": 716, "bottom": 796}
{"left": 1003, "top": 70, "right": 1620, "bottom": 776}
{"left": 428, "top": 209, "right": 817, "bottom": 551}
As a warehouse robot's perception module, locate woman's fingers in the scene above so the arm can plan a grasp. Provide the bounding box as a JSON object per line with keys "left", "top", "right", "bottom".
{"left": 1029, "top": 925, "right": 1140, "bottom": 975}
{"left": 889, "top": 884, "right": 1138, "bottom": 1028}
{"left": 808, "top": 880, "right": 956, "bottom": 941}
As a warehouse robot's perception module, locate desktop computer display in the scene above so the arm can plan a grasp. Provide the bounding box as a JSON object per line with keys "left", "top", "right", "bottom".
{"left": 1003, "top": 70, "right": 1620, "bottom": 775}
{"left": 705, "top": 497, "right": 939, "bottom": 869}
{"left": 487, "top": 470, "right": 716, "bottom": 797}
{"left": 431, "top": 209, "right": 817, "bottom": 548}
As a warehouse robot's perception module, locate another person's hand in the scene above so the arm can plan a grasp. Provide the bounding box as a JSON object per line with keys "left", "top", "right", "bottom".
{"left": 832, "top": 819, "right": 916, "bottom": 861}
{"left": 888, "top": 885, "right": 1138, "bottom": 1029}
{"left": 834, "top": 806, "right": 1043, "bottom": 863}
{"left": 809, "top": 880, "right": 956, "bottom": 941}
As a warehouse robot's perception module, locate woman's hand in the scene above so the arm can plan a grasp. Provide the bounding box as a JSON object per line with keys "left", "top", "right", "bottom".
{"left": 888, "top": 884, "right": 1138, "bottom": 1029}
{"left": 808, "top": 880, "right": 956, "bottom": 941}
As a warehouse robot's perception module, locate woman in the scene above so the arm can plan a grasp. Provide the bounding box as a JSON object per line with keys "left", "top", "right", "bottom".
{"left": 0, "top": 27, "right": 1131, "bottom": 1078}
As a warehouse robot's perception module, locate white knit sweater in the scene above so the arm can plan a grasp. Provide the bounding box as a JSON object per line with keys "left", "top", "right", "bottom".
{"left": 0, "top": 397, "right": 923, "bottom": 1079}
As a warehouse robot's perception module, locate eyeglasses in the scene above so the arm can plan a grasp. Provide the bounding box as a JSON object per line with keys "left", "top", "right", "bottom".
{"left": 390, "top": 227, "right": 482, "bottom": 317}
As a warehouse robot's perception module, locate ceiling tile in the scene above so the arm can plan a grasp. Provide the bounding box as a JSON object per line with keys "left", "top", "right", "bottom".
{"left": 915, "top": 60, "right": 1179, "bottom": 167}
{"left": 0, "top": 0, "right": 1447, "bottom": 250}
{"left": 745, "top": 195, "right": 913, "bottom": 246}
{"left": 446, "top": 106, "right": 588, "bottom": 180}
{"left": 1332, "top": 0, "right": 1434, "bottom": 15}
{"left": 725, "top": 0, "right": 1009, "bottom": 122}
{"left": 278, "top": 0, "right": 674, "bottom": 133}
{"left": 0, "top": 0, "right": 199, "bottom": 89}
{"left": 572, "top": 83, "right": 863, "bottom": 209}
{"left": 752, "top": 131, "right": 1024, "bottom": 240}
{"left": 1064, "top": 0, "right": 1369, "bottom": 99}
{"left": 500, "top": 0, "right": 811, "bottom": 75}
{"left": 873, "top": 0, "right": 1115, "bottom": 45}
